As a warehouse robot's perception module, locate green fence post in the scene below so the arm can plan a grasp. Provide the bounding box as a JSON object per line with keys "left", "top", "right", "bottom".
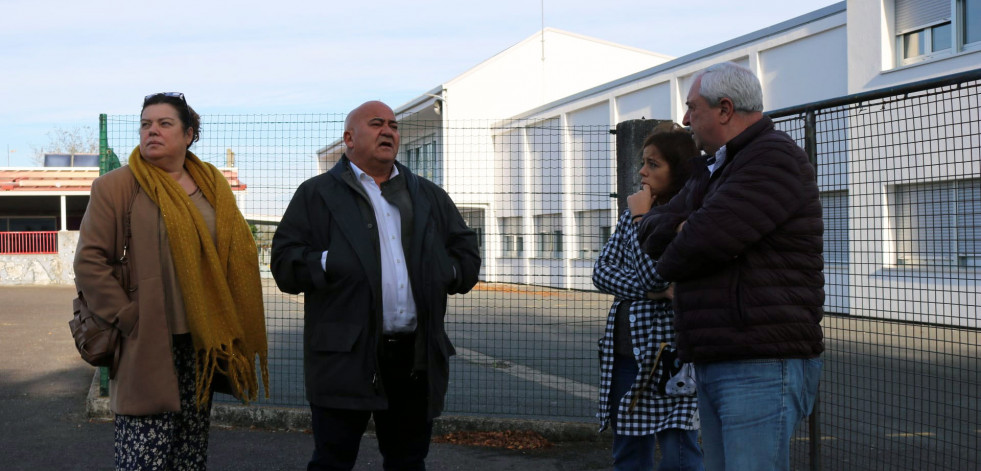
{"left": 99, "top": 114, "right": 121, "bottom": 176}
{"left": 99, "top": 114, "right": 109, "bottom": 176}
{"left": 97, "top": 114, "right": 111, "bottom": 397}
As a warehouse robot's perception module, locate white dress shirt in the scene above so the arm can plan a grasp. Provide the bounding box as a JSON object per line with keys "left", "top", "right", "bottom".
{"left": 707, "top": 145, "right": 727, "bottom": 177}
{"left": 320, "top": 162, "right": 418, "bottom": 334}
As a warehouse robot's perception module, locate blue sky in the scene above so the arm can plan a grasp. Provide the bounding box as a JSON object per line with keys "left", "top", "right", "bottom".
{"left": 0, "top": 0, "right": 840, "bottom": 166}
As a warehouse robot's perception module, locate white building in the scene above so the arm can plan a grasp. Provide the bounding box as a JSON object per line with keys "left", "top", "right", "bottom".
{"left": 464, "top": 3, "right": 850, "bottom": 294}
{"left": 319, "top": 27, "right": 673, "bottom": 175}
{"left": 319, "top": 27, "right": 673, "bottom": 262}
{"left": 330, "top": 1, "right": 981, "bottom": 326}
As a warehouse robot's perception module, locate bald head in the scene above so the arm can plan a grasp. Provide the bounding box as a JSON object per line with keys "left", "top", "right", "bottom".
{"left": 343, "top": 100, "right": 400, "bottom": 181}
{"left": 345, "top": 101, "right": 393, "bottom": 132}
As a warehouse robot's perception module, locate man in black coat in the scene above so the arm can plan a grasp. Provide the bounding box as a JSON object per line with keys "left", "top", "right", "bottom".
{"left": 271, "top": 101, "right": 481, "bottom": 470}
{"left": 637, "top": 63, "right": 824, "bottom": 471}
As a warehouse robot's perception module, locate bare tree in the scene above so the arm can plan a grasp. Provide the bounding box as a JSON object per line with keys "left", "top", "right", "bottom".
{"left": 31, "top": 125, "right": 99, "bottom": 165}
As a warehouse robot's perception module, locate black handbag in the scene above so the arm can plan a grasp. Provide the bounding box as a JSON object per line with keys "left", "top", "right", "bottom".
{"left": 628, "top": 342, "right": 697, "bottom": 412}
{"left": 69, "top": 187, "right": 137, "bottom": 379}
{"left": 655, "top": 345, "right": 696, "bottom": 397}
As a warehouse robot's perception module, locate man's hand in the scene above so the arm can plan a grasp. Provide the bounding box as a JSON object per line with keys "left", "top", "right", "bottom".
{"left": 645, "top": 283, "right": 674, "bottom": 301}
{"left": 628, "top": 184, "right": 655, "bottom": 218}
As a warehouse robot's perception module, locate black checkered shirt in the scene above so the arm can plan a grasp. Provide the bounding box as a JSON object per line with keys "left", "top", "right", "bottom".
{"left": 593, "top": 210, "right": 699, "bottom": 436}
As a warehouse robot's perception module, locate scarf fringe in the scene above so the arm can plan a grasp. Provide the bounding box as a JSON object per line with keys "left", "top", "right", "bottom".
{"left": 193, "top": 345, "right": 271, "bottom": 409}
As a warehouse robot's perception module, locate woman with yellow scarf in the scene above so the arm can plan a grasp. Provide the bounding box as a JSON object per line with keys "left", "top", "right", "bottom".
{"left": 74, "top": 93, "right": 268, "bottom": 470}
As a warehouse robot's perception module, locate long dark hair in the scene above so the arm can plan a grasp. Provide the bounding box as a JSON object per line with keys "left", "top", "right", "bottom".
{"left": 641, "top": 122, "right": 697, "bottom": 203}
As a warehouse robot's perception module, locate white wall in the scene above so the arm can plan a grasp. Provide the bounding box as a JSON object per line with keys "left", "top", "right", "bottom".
{"left": 0, "top": 231, "right": 78, "bottom": 286}
{"left": 760, "top": 26, "right": 848, "bottom": 109}
{"left": 446, "top": 29, "right": 671, "bottom": 120}
{"left": 836, "top": 0, "right": 981, "bottom": 326}
{"left": 843, "top": 87, "right": 981, "bottom": 327}
{"left": 476, "top": 2, "right": 980, "bottom": 327}
{"left": 436, "top": 2, "right": 979, "bottom": 327}
{"left": 437, "top": 28, "right": 672, "bottom": 228}
{"left": 615, "top": 83, "right": 671, "bottom": 121}
{"left": 847, "top": 0, "right": 981, "bottom": 93}
{"left": 484, "top": 5, "right": 848, "bottom": 292}
{"left": 565, "top": 103, "right": 612, "bottom": 290}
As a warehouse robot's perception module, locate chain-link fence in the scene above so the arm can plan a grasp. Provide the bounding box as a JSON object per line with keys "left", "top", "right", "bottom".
{"left": 101, "top": 68, "right": 980, "bottom": 470}
{"left": 769, "top": 69, "right": 981, "bottom": 470}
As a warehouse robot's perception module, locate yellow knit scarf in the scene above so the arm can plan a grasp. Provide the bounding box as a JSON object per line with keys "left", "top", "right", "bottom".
{"left": 128, "top": 147, "right": 269, "bottom": 408}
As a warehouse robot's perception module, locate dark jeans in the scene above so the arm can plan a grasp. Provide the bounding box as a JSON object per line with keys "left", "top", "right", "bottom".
{"left": 308, "top": 335, "right": 432, "bottom": 471}
{"left": 611, "top": 353, "right": 704, "bottom": 471}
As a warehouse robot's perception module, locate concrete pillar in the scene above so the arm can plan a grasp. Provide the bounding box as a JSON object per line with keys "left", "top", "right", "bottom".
{"left": 614, "top": 119, "right": 670, "bottom": 214}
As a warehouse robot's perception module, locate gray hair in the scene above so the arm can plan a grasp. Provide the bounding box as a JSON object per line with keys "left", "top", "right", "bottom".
{"left": 696, "top": 62, "right": 764, "bottom": 112}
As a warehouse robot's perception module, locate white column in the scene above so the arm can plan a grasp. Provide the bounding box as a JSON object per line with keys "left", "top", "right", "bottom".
{"left": 60, "top": 195, "right": 67, "bottom": 230}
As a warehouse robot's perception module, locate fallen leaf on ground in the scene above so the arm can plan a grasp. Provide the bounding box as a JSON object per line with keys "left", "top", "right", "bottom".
{"left": 432, "top": 430, "right": 552, "bottom": 450}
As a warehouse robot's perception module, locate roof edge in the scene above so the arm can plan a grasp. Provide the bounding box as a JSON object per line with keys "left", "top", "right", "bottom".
{"left": 505, "top": 2, "right": 847, "bottom": 122}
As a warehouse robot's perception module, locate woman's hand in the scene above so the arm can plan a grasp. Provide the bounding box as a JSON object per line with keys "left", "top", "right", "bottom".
{"left": 628, "top": 184, "right": 655, "bottom": 219}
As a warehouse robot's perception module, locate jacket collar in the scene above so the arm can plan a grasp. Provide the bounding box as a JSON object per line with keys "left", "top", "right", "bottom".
{"left": 325, "top": 154, "right": 430, "bottom": 257}
{"left": 330, "top": 154, "right": 419, "bottom": 195}
{"left": 724, "top": 115, "right": 774, "bottom": 161}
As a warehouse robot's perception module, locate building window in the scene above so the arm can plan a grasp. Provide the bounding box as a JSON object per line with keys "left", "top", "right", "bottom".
{"left": 460, "top": 207, "right": 485, "bottom": 267}
{"left": 575, "top": 210, "right": 612, "bottom": 259}
{"left": 963, "top": 0, "right": 981, "bottom": 45}
{"left": 1, "top": 217, "right": 57, "bottom": 231}
{"left": 500, "top": 217, "right": 524, "bottom": 258}
{"left": 891, "top": 178, "right": 979, "bottom": 267}
{"left": 403, "top": 147, "right": 418, "bottom": 170}
{"left": 402, "top": 138, "right": 441, "bottom": 185}
{"left": 534, "top": 213, "right": 563, "bottom": 258}
{"left": 821, "top": 191, "right": 849, "bottom": 265}
{"left": 902, "top": 22, "right": 952, "bottom": 59}
{"left": 896, "top": 0, "right": 951, "bottom": 63}
{"left": 895, "top": 0, "right": 980, "bottom": 65}
{"left": 460, "top": 208, "right": 485, "bottom": 249}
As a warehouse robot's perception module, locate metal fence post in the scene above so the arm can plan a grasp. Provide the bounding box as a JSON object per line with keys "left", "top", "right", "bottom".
{"left": 97, "top": 113, "right": 111, "bottom": 397}
{"left": 99, "top": 114, "right": 109, "bottom": 176}
{"left": 99, "top": 114, "right": 121, "bottom": 176}
{"left": 805, "top": 110, "right": 818, "bottom": 173}
{"left": 804, "top": 109, "right": 822, "bottom": 471}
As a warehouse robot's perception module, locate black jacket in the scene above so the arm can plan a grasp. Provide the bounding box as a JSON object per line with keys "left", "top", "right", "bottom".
{"left": 271, "top": 156, "right": 480, "bottom": 418}
{"left": 637, "top": 116, "right": 824, "bottom": 364}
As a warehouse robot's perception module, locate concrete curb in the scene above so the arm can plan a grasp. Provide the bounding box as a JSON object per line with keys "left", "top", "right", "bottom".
{"left": 85, "top": 370, "right": 113, "bottom": 419}
{"left": 86, "top": 371, "right": 604, "bottom": 442}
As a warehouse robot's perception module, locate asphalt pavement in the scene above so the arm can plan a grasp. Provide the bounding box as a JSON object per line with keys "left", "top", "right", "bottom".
{"left": 0, "top": 285, "right": 613, "bottom": 470}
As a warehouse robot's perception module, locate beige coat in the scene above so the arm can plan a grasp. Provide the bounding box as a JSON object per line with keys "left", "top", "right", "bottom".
{"left": 74, "top": 166, "right": 181, "bottom": 415}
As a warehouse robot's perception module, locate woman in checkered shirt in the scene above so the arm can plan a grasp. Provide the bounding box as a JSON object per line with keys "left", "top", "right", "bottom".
{"left": 593, "top": 123, "right": 703, "bottom": 471}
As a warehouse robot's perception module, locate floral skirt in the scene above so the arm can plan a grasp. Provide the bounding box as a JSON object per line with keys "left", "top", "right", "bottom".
{"left": 114, "top": 334, "right": 213, "bottom": 471}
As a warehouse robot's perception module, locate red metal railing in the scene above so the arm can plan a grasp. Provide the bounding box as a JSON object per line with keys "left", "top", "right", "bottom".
{"left": 0, "top": 231, "right": 59, "bottom": 254}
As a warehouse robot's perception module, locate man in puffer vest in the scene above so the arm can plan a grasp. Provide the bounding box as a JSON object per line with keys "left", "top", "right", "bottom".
{"left": 637, "top": 62, "right": 824, "bottom": 471}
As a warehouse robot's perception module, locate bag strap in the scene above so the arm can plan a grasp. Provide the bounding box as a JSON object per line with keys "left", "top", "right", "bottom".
{"left": 627, "top": 342, "right": 669, "bottom": 413}
{"left": 114, "top": 184, "right": 139, "bottom": 292}
{"left": 118, "top": 187, "right": 137, "bottom": 263}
